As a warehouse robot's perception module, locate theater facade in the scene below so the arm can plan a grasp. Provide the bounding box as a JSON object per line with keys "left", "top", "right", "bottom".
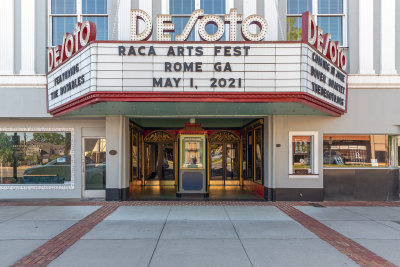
{"left": 0, "top": 0, "right": 399, "bottom": 201}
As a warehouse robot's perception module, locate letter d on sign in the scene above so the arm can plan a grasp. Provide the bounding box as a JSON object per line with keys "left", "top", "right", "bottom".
{"left": 302, "top": 12, "right": 317, "bottom": 46}
{"left": 131, "top": 9, "right": 153, "bottom": 41}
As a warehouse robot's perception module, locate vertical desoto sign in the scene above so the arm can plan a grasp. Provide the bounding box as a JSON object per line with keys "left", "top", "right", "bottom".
{"left": 302, "top": 12, "right": 346, "bottom": 71}
{"left": 48, "top": 20, "right": 96, "bottom": 72}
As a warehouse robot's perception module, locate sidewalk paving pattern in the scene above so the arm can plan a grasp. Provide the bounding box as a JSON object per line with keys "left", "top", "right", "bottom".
{"left": 0, "top": 201, "right": 398, "bottom": 267}
{"left": 0, "top": 206, "right": 100, "bottom": 267}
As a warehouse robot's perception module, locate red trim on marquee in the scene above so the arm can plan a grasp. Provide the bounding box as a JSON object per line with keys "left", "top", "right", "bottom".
{"left": 48, "top": 91, "right": 344, "bottom": 117}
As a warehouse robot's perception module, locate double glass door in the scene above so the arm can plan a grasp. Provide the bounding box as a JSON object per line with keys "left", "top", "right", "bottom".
{"left": 144, "top": 142, "right": 174, "bottom": 184}
{"left": 210, "top": 143, "right": 239, "bottom": 185}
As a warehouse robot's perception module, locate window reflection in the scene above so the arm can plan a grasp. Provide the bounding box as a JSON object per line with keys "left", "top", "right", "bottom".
{"left": 0, "top": 132, "right": 71, "bottom": 185}
{"left": 181, "top": 137, "right": 204, "bottom": 168}
{"left": 254, "top": 127, "right": 263, "bottom": 183}
{"left": 84, "top": 138, "right": 106, "bottom": 190}
{"left": 292, "top": 136, "right": 312, "bottom": 174}
{"left": 323, "top": 135, "right": 388, "bottom": 167}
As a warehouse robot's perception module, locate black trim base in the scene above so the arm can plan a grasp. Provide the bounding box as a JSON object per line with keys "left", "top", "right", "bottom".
{"left": 264, "top": 187, "right": 323, "bottom": 201}
{"left": 324, "top": 168, "right": 399, "bottom": 201}
{"left": 106, "top": 187, "right": 130, "bottom": 201}
{"left": 264, "top": 187, "right": 275, "bottom": 201}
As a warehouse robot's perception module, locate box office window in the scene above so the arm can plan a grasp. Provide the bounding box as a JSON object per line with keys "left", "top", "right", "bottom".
{"left": 323, "top": 135, "right": 389, "bottom": 167}
{"left": 287, "top": 0, "right": 345, "bottom": 46}
{"left": 181, "top": 137, "right": 204, "bottom": 169}
{"left": 289, "top": 132, "right": 318, "bottom": 175}
{"left": 0, "top": 132, "right": 71, "bottom": 185}
{"left": 49, "top": 0, "right": 108, "bottom": 46}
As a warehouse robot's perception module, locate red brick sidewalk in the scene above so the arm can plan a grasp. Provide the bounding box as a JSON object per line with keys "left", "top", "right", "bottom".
{"left": 3, "top": 200, "right": 399, "bottom": 266}
{"left": 11, "top": 204, "right": 118, "bottom": 267}
{"left": 278, "top": 204, "right": 397, "bottom": 267}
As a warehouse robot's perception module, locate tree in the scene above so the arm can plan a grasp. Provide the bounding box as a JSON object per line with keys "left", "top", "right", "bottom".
{"left": 0, "top": 133, "right": 13, "bottom": 164}
{"left": 287, "top": 17, "right": 302, "bottom": 41}
{"left": 33, "top": 133, "right": 66, "bottom": 145}
{"left": 0, "top": 133, "right": 13, "bottom": 183}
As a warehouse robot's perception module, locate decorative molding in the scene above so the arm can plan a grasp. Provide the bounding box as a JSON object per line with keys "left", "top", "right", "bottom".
{"left": 0, "top": 128, "right": 75, "bottom": 190}
{"left": 0, "top": 75, "right": 46, "bottom": 88}
{"left": 348, "top": 75, "right": 400, "bottom": 89}
{"left": 210, "top": 131, "right": 240, "bottom": 143}
{"left": 49, "top": 91, "right": 345, "bottom": 117}
{"left": 358, "top": 0, "right": 375, "bottom": 74}
{"left": 20, "top": 0, "right": 36, "bottom": 74}
{"left": 380, "top": 0, "right": 396, "bottom": 74}
{"left": 144, "top": 131, "right": 174, "bottom": 143}
{"left": 117, "top": 0, "right": 131, "bottom": 40}
{"left": 0, "top": 0, "right": 14, "bottom": 74}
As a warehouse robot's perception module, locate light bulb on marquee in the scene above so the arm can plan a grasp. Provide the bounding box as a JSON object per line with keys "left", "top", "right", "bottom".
{"left": 130, "top": 9, "right": 153, "bottom": 41}
{"left": 175, "top": 9, "right": 204, "bottom": 41}
{"left": 157, "top": 15, "right": 174, "bottom": 41}
{"left": 241, "top": 15, "right": 268, "bottom": 41}
{"left": 198, "top": 15, "right": 225, "bottom": 41}
{"left": 224, "top": 8, "right": 242, "bottom": 41}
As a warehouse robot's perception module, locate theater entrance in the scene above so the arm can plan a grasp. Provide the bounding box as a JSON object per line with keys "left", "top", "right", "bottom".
{"left": 210, "top": 131, "right": 241, "bottom": 186}
{"left": 128, "top": 119, "right": 265, "bottom": 201}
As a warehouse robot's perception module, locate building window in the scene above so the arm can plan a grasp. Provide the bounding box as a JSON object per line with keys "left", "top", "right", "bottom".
{"left": 170, "top": 0, "right": 196, "bottom": 41}
{"left": 323, "top": 135, "right": 389, "bottom": 168}
{"left": 289, "top": 131, "right": 318, "bottom": 176}
{"left": 49, "top": 0, "right": 108, "bottom": 46}
{"left": 0, "top": 131, "right": 72, "bottom": 185}
{"left": 287, "top": 0, "right": 345, "bottom": 45}
{"left": 169, "top": 0, "right": 226, "bottom": 41}
{"left": 242, "top": 120, "right": 264, "bottom": 184}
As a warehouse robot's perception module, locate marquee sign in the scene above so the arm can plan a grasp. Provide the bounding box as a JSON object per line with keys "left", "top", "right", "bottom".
{"left": 46, "top": 10, "right": 348, "bottom": 117}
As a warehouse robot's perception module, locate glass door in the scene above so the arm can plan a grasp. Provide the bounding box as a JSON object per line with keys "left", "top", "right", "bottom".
{"left": 210, "top": 143, "right": 239, "bottom": 185}
{"left": 144, "top": 142, "right": 174, "bottom": 185}
{"left": 83, "top": 138, "right": 106, "bottom": 198}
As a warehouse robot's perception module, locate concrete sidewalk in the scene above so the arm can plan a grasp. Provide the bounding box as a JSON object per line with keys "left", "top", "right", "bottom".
{"left": 0, "top": 202, "right": 399, "bottom": 267}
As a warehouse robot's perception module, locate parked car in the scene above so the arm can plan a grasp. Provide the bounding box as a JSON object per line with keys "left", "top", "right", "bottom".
{"left": 23, "top": 156, "right": 71, "bottom": 184}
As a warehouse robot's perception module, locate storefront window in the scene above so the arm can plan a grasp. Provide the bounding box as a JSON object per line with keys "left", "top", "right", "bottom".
{"left": 242, "top": 135, "right": 247, "bottom": 179}
{"left": 291, "top": 135, "right": 313, "bottom": 175}
{"left": 247, "top": 131, "right": 253, "bottom": 179}
{"left": 131, "top": 131, "right": 138, "bottom": 180}
{"left": 254, "top": 127, "right": 263, "bottom": 183}
{"left": 84, "top": 138, "right": 106, "bottom": 190}
{"left": 0, "top": 132, "right": 71, "bottom": 185}
{"left": 323, "top": 135, "right": 388, "bottom": 167}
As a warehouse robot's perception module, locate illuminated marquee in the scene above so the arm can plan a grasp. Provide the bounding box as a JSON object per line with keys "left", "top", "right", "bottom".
{"left": 46, "top": 10, "right": 348, "bottom": 117}
{"left": 131, "top": 8, "right": 267, "bottom": 42}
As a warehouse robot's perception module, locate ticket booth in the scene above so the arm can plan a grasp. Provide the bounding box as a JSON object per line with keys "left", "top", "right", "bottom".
{"left": 177, "top": 129, "right": 208, "bottom": 197}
